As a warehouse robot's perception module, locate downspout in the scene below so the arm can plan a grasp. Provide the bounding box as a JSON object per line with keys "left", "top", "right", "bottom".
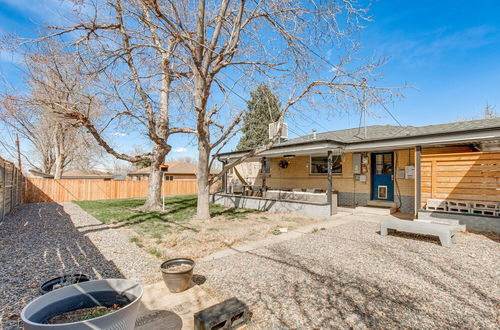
{"left": 415, "top": 146, "right": 422, "bottom": 218}
{"left": 327, "top": 150, "right": 333, "bottom": 215}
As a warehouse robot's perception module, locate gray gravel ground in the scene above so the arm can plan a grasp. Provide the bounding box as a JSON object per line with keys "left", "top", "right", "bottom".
{"left": 197, "top": 221, "right": 500, "bottom": 329}
{"left": 0, "top": 202, "right": 160, "bottom": 329}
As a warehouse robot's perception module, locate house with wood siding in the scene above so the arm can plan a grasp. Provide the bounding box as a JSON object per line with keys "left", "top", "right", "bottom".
{"left": 214, "top": 118, "right": 500, "bottom": 231}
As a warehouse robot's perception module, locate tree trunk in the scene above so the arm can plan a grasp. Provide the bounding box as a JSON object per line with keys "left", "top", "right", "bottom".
{"left": 53, "top": 125, "right": 64, "bottom": 179}
{"left": 141, "top": 144, "right": 168, "bottom": 211}
{"left": 53, "top": 155, "right": 63, "bottom": 179}
{"left": 194, "top": 74, "right": 211, "bottom": 219}
{"left": 196, "top": 143, "right": 211, "bottom": 219}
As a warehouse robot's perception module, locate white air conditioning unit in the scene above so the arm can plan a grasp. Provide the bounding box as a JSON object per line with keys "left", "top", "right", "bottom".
{"left": 268, "top": 122, "right": 288, "bottom": 140}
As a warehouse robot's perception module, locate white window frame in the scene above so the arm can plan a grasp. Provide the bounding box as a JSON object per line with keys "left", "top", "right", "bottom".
{"left": 309, "top": 155, "right": 342, "bottom": 175}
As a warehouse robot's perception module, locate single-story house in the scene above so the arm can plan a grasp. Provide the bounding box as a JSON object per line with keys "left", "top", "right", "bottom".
{"left": 126, "top": 161, "right": 219, "bottom": 181}
{"left": 29, "top": 169, "right": 114, "bottom": 180}
{"left": 214, "top": 118, "right": 500, "bottom": 232}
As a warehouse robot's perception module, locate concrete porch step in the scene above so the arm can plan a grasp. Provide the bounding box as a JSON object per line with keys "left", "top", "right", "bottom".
{"left": 354, "top": 205, "right": 397, "bottom": 216}
{"left": 366, "top": 200, "right": 397, "bottom": 208}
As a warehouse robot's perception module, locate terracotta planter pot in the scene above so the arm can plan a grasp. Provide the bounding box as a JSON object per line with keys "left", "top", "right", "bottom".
{"left": 160, "top": 258, "right": 195, "bottom": 293}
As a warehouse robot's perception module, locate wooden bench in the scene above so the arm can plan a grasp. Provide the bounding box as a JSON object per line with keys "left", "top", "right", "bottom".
{"left": 380, "top": 219, "right": 459, "bottom": 247}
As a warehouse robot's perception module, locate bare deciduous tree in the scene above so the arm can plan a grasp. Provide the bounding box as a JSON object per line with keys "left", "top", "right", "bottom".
{"left": 0, "top": 43, "right": 102, "bottom": 177}
{"left": 34, "top": 1, "right": 196, "bottom": 210}
{"left": 132, "top": 0, "right": 400, "bottom": 219}
{"left": 37, "top": 0, "right": 401, "bottom": 217}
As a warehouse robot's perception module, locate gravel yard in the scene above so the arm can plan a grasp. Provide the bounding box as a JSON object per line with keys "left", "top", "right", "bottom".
{"left": 197, "top": 221, "right": 500, "bottom": 329}
{"left": 0, "top": 202, "right": 159, "bottom": 329}
{"left": 1, "top": 202, "right": 499, "bottom": 329}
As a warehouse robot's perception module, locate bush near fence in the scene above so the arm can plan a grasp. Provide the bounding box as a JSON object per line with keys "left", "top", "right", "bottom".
{"left": 24, "top": 178, "right": 199, "bottom": 203}
{"left": 0, "top": 158, "right": 24, "bottom": 221}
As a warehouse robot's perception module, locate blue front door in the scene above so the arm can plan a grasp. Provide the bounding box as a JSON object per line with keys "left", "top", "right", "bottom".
{"left": 371, "top": 152, "right": 394, "bottom": 201}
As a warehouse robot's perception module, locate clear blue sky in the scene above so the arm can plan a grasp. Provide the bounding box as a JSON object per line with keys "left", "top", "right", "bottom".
{"left": 1, "top": 0, "right": 499, "bottom": 162}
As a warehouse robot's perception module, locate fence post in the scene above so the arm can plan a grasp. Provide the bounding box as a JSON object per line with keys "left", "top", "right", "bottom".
{"left": 1, "top": 162, "right": 5, "bottom": 221}
{"left": 14, "top": 168, "right": 17, "bottom": 206}
{"left": 11, "top": 165, "right": 15, "bottom": 213}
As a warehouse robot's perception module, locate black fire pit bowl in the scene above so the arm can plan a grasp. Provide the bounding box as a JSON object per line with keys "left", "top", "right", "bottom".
{"left": 39, "top": 273, "right": 90, "bottom": 294}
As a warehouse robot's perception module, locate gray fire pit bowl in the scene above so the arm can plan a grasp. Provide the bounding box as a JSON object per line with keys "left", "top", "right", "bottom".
{"left": 21, "top": 279, "right": 143, "bottom": 330}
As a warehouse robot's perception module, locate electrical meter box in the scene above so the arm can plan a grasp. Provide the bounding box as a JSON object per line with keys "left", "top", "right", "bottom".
{"left": 405, "top": 165, "right": 415, "bottom": 179}
{"left": 353, "top": 153, "right": 361, "bottom": 174}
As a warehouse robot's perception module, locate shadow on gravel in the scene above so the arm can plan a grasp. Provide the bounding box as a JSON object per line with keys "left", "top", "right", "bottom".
{"left": 208, "top": 226, "right": 498, "bottom": 329}
{"left": 240, "top": 248, "right": 422, "bottom": 328}
{"left": 0, "top": 203, "right": 125, "bottom": 329}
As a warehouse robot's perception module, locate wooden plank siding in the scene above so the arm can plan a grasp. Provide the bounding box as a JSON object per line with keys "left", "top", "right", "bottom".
{"left": 24, "top": 178, "right": 198, "bottom": 203}
{"left": 421, "top": 151, "right": 500, "bottom": 207}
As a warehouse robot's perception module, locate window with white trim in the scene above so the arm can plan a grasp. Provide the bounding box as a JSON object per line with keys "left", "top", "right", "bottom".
{"left": 310, "top": 156, "right": 342, "bottom": 174}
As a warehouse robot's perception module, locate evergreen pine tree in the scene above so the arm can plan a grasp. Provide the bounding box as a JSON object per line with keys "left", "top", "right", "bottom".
{"left": 236, "top": 84, "right": 281, "bottom": 150}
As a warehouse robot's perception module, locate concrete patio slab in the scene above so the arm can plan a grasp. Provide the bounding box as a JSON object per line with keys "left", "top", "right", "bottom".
{"left": 135, "top": 282, "right": 220, "bottom": 330}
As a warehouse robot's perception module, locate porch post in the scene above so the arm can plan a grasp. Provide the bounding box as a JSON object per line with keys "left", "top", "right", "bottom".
{"left": 327, "top": 150, "right": 333, "bottom": 207}
{"left": 415, "top": 146, "right": 422, "bottom": 215}
{"left": 261, "top": 157, "right": 267, "bottom": 196}
{"left": 222, "top": 160, "right": 227, "bottom": 194}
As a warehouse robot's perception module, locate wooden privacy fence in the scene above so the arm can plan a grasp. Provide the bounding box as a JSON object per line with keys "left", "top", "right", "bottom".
{"left": 421, "top": 151, "right": 500, "bottom": 207}
{"left": 0, "top": 158, "right": 24, "bottom": 221}
{"left": 24, "top": 178, "right": 198, "bottom": 203}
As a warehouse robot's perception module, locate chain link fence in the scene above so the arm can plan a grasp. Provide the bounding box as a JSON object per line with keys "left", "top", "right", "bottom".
{"left": 0, "top": 157, "right": 24, "bottom": 221}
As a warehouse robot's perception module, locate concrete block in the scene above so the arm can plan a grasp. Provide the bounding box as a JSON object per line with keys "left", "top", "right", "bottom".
{"left": 471, "top": 208, "right": 497, "bottom": 217}
{"left": 447, "top": 200, "right": 470, "bottom": 208}
{"left": 473, "top": 201, "right": 498, "bottom": 210}
{"left": 448, "top": 206, "right": 471, "bottom": 214}
{"left": 426, "top": 199, "right": 447, "bottom": 211}
{"left": 194, "top": 297, "right": 249, "bottom": 330}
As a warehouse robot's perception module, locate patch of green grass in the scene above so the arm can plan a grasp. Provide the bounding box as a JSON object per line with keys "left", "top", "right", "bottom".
{"left": 208, "top": 227, "right": 220, "bottom": 231}
{"left": 74, "top": 195, "right": 258, "bottom": 238}
{"left": 311, "top": 227, "right": 326, "bottom": 234}
{"left": 129, "top": 237, "right": 140, "bottom": 243}
{"left": 146, "top": 247, "right": 163, "bottom": 258}
{"left": 129, "top": 236, "right": 144, "bottom": 247}
{"left": 271, "top": 229, "right": 282, "bottom": 235}
{"left": 260, "top": 216, "right": 268, "bottom": 220}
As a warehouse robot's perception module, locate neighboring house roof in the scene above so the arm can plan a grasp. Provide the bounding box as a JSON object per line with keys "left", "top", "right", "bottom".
{"left": 29, "top": 170, "right": 53, "bottom": 178}
{"left": 29, "top": 169, "right": 114, "bottom": 179}
{"left": 217, "top": 117, "right": 500, "bottom": 158}
{"left": 127, "top": 161, "right": 219, "bottom": 176}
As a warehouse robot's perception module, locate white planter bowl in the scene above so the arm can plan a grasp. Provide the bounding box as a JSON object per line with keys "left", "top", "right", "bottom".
{"left": 21, "top": 279, "right": 143, "bottom": 330}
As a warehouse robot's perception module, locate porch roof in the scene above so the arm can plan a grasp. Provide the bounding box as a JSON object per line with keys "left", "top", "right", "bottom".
{"left": 217, "top": 118, "right": 500, "bottom": 160}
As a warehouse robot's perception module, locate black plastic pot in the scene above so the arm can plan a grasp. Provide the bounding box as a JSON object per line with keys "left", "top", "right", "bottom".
{"left": 39, "top": 274, "right": 90, "bottom": 295}
{"left": 160, "top": 258, "right": 194, "bottom": 293}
